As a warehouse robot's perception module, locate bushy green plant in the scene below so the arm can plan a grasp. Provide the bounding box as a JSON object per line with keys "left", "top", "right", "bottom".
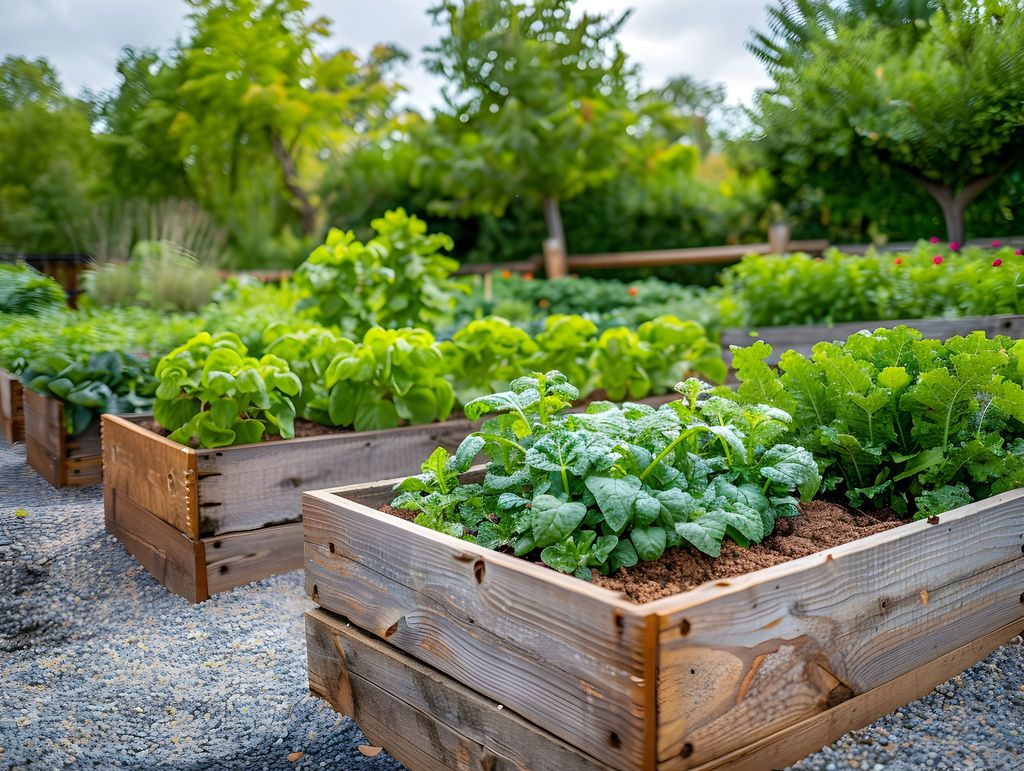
{"left": 723, "top": 327, "right": 1024, "bottom": 517}
{"left": 294, "top": 209, "right": 466, "bottom": 337}
{"left": 441, "top": 317, "right": 539, "bottom": 405}
{"left": 393, "top": 371, "right": 819, "bottom": 578}
{"left": 722, "top": 242, "right": 1024, "bottom": 327}
{"left": 0, "top": 263, "right": 66, "bottom": 315}
{"left": 262, "top": 323, "right": 349, "bottom": 424}
{"left": 323, "top": 327, "right": 455, "bottom": 431}
{"left": 154, "top": 332, "right": 302, "bottom": 448}
{"left": 530, "top": 314, "right": 598, "bottom": 390}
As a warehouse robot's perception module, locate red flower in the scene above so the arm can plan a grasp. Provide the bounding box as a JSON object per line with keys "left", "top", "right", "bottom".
{"left": 894, "top": 257, "right": 903, "bottom": 265}
{"left": 992, "top": 240, "right": 1002, "bottom": 248}
{"left": 627, "top": 287, "right": 639, "bottom": 296}
{"left": 993, "top": 258, "right": 1003, "bottom": 267}
{"left": 929, "top": 236, "right": 940, "bottom": 244}
{"left": 949, "top": 242, "right": 960, "bottom": 251}
{"left": 1016, "top": 249, "right": 1022, "bottom": 256}
{"left": 933, "top": 255, "right": 943, "bottom": 265}
{"left": 523, "top": 271, "right": 534, "bottom": 281}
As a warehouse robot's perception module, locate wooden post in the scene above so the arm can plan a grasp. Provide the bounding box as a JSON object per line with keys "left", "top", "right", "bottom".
{"left": 542, "top": 238, "right": 568, "bottom": 279}
{"left": 768, "top": 223, "right": 791, "bottom": 254}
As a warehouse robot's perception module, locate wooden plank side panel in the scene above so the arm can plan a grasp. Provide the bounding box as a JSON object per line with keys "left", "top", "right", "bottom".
{"left": 685, "top": 620, "right": 1024, "bottom": 771}
{"left": 306, "top": 609, "right": 613, "bottom": 771}
{"left": 102, "top": 415, "right": 198, "bottom": 538}
{"left": 23, "top": 389, "right": 63, "bottom": 457}
{"left": 194, "top": 418, "right": 480, "bottom": 536}
{"left": 655, "top": 490, "right": 1024, "bottom": 766}
{"left": 105, "top": 484, "right": 207, "bottom": 603}
{"left": 721, "top": 315, "right": 1024, "bottom": 366}
{"left": 0, "top": 369, "right": 24, "bottom": 443}
{"left": 204, "top": 522, "right": 303, "bottom": 595}
{"left": 303, "top": 488, "right": 656, "bottom": 770}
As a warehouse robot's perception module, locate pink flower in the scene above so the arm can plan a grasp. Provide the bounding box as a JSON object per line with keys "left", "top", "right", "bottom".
{"left": 992, "top": 240, "right": 1001, "bottom": 248}
{"left": 933, "top": 255, "right": 944, "bottom": 265}
{"left": 993, "top": 258, "right": 1003, "bottom": 267}
{"left": 929, "top": 236, "right": 940, "bottom": 244}
{"left": 949, "top": 242, "right": 960, "bottom": 251}
{"left": 1016, "top": 249, "right": 1022, "bottom": 256}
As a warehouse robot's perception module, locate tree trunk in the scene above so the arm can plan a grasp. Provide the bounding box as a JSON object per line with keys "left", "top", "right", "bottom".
{"left": 906, "top": 163, "right": 1013, "bottom": 245}
{"left": 542, "top": 194, "right": 567, "bottom": 255}
{"left": 270, "top": 131, "right": 318, "bottom": 237}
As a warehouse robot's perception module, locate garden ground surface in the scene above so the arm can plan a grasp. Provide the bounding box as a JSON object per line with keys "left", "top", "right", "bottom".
{"left": 0, "top": 441, "right": 1022, "bottom": 770}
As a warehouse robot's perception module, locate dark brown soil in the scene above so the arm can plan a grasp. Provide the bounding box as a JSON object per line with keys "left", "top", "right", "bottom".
{"left": 137, "top": 417, "right": 351, "bottom": 441}
{"left": 379, "top": 499, "right": 904, "bottom": 604}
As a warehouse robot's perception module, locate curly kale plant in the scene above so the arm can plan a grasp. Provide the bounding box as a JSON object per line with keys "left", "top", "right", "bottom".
{"left": 294, "top": 209, "right": 466, "bottom": 338}
{"left": 724, "top": 327, "right": 1024, "bottom": 517}
{"left": 154, "top": 332, "right": 301, "bottom": 448}
{"left": 393, "top": 371, "right": 820, "bottom": 579}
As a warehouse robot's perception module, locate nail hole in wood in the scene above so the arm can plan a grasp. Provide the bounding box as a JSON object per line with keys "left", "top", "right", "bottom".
{"left": 681, "top": 743, "right": 694, "bottom": 758}
{"left": 1019, "top": 592, "right": 1024, "bottom": 604}
{"left": 679, "top": 619, "right": 691, "bottom": 636}
{"left": 328, "top": 542, "right": 336, "bottom": 554}
{"left": 1020, "top": 544, "right": 1024, "bottom": 555}
{"left": 219, "top": 565, "right": 229, "bottom": 574}
{"left": 473, "top": 559, "right": 485, "bottom": 584}
{"left": 384, "top": 621, "right": 400, "bottom": 638}
{"left": 608, "top": 732, "right": 621, "bottom": 749}
{"left": 212, "top": 541, "right": 222, "bottom": 549}
{"left": 690, "top": 668, "right": 696, "bottom": 675}
{"left": 311, "top": 584, "right": 319, "bottom": 601}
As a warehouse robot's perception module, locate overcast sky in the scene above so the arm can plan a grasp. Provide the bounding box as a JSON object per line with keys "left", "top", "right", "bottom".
{"left": 0, "top": 0, "right": 775, "bottom": 109}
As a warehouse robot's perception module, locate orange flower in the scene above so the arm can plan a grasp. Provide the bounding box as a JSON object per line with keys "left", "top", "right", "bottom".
{"left": 894, "top": 257, "right": 902, "bottom": 265}
{"left": 500, "top": 270, "right": 512, "bottom": 279}
{"left": 628, "top": 287, "right": 639, "bottom": 296}
{"left": 523, "top": 271, "right": 534, "bottom": 281}
{"left": 538, "top": 298, "right": 550, "bottom": 308}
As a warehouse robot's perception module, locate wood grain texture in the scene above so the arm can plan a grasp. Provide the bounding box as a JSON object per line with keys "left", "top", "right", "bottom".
{"left": 194, "top": 418, "right": 480, "bottom": 536}
{"left": 102, "top": 414, "right": 198, "bottom": 537}
{"left": 720, "top": 314, "right": 1024, "bottom": 367}
{"left": 204, "top": 521, "right": 303, "bottom": 595}
{"left": 105, "top": 483, "right": 206, "bottom": 603}
{"left": 24, "top": 390, "right": 101, "bottom": 487}
{"left": 684, "top": 620, "right": 1024, "bottom": 771}
{"left": 564, "top": 240, "right": 830, "bottom": 271}
{"left": 306, "top": 609, "right": 614, "bottom": 771}
{"left": 653, "top": 489, "right": 1024, "bottom": 766}
{"left": 0, "top": 369, "right": 24, "bottom": 443}
{"left": 303, "top": 477, "right": 657, "bottom": 771}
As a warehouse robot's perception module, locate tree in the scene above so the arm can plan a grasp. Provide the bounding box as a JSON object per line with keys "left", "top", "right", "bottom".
{"left": 166, "top": 0, "right": 406, "bottom": 247}
{"left": 422, "top": 0, "right": 637, "bottom": 252}
{"left": 751, "top": 0, "right": 1024, "bottom": 243}
{"left": 0, "top": 56, "right": 100, "bottom": 252}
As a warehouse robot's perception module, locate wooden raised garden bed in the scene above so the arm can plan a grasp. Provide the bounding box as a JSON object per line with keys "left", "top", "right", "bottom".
{"left": 303, "top": 472, "right": 1024, "bottom": 770}
{"left": 720, "top": 314, "right": 1024, "bottom": 367}
{"left": 0, "top": 368, "right": 24, "bottom": 443}
{"left": 24, "top": 389, "right": 102, "bottom": 487}
{"left": 102, "top": 394, "right": 677, "bottom": 604}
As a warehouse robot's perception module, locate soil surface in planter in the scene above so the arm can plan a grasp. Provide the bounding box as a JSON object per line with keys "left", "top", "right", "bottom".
{"left": 379, "top": 500, "right": 904, "bottom": 603}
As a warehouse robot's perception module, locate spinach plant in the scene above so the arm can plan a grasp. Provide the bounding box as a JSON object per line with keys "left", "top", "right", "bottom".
{"left": 723, "top": 328, "right": 1024, "bottom": 517}
{"left": 154, "top": 332, "right": 302, "bottom": 448}
{"left": 393, "top": 371, "right": 819, "bottom": 579}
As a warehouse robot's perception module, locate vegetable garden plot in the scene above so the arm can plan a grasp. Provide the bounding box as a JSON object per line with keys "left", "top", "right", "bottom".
{"left": 0, "top": 368, "right": 24, "bottom": 443}
{"left": 303, "top": 476, "right": 1024, "bottom": 770}
{"left": 24, "top": 389, "right": 102, "bottom": 487}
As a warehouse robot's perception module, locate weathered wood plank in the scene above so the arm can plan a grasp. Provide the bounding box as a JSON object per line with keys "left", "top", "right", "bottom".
{"left": 105, "top": 484, "right": 207, "bottom": 603}
{"left": 306, "top": 609, "right": 614, "bottom": 771}
{"left": 653, "top": 490, "right": 1024, "bottom": 765}
{"left": 721, "top": 315, "right": 1024, "bottom": 367}
{"left": 102, "top": 415, "right": 197, "bottom": 538}
{"left": 195, "top": 418, "right": 481, "bottom": 536}
{"left": 24, "top": 390, "right": 103, "bottom": 487}
{"left": 683, "top": 619, "right": 1024, "bottom": 771}
{"left": 23, "top": 389, "right": 62, "bottom": 456}
{"left": 0, "top": 369, "right": 24, "bottom": 443}
{"left": 303, "top": 481, "right": 656, "bottom": 770}
{"left": 204, "top": 522, "right": 303, "bottom": 595}
{"left": 564, "top": 240, "right": 830, "bottom": 271}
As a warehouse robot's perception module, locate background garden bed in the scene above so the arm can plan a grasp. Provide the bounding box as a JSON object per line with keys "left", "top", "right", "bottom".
{"left": 24, "top": 389, "right": 101, "bottom": 488}
{"left": 303, "top": 474, "right": 1024, "bottom": 770}
{"left": 0, "top": 368, "right": 24, "bottom": 444}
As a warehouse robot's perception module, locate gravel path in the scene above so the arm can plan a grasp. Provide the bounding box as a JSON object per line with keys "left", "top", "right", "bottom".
{"left": 0, "top": 441, "right": 1021, "bottom": 770}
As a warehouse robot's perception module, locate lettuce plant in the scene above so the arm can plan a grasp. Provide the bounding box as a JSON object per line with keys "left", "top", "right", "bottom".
{"left": 393, "top": 371, "right": 819, "bottom": 579}
{"left": 724, "top": 327, "right": 1024, "bottom": 517}
{"left": 323, "top": 327, "right": 455, "bottom": 431}
{"left": 441, "top": 316, "right": 539, "bottom": 405}
{"left": 154, "top": 332, "right": 301, "bottom": 448}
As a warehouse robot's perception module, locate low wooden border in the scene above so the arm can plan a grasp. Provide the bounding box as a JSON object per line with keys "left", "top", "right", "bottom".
{"left": 303, "top": 473, "right": 1024, "bottom": 770}
{"left": 0, "top": 369, "right": 24, "bottom": 443}
{"left": 720, "top": 314, "right": 1024, "bottom": 367}
{"left": 102, "top": 394, "right": 676, "bottom": 603}
{"left": 24, "top": 389, "right": 101, "bottom": 487}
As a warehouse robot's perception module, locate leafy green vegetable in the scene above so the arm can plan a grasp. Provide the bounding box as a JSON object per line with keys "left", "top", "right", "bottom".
{"left": 0, "top": 263, "right": 66, "bottom": 316}
{"left": 324, "top": 327, "right": 455, "bottom": 432}
{"left": 723, "top": 328, "right": 1024, "bottom": 515}
{"left": 154, "top": 331, "right": 301, "bottom": 448}
{"left": 393, "top": 371, "right": 819, "bottom": 579}
{"left": 441, "top": 317, "right": 539, "bottom": 405}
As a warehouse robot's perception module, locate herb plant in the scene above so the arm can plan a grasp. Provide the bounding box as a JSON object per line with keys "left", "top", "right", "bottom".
{"left": 154, "top": 332, "right": 302, "bottom": 448}
{"left": 723, "top": 328, "right": 1024, "bottom": 517}
{"left": 393, "top": 371, "right": 820, "bottom": 579}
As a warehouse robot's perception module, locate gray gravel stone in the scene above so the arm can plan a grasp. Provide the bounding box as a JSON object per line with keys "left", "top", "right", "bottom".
{"left": 1, "top": 440, "right": 1022, "bottom": 770}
